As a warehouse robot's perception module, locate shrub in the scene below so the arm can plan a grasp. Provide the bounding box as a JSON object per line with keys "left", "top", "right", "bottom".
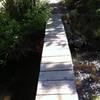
{"left": 65, "top": 0, "right": 100, "bottom": 40}
{"left": 0, "top": 11, "right": 20, "bottom": 65}
{"left": 22, "top": 0, "right": 51, "bottom": 33}
{"left": 64, "top": 0, "right": 100, "bottom": 99}
{"left": 4, "top": 0, "right": 32, "bottom": 20}
{"left": 0, "top": 0, "right": 51, "bottom": 66}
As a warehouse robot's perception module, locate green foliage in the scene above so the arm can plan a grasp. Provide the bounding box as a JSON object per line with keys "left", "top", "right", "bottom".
{"left": 64, "top": 0, "right": 100, "bottom": 99}
{"left": 65, "top": 0, "right": 100, "bottom": 40}
{"left": 22, "top": 1, "right": 51, "bottom": 32}
{"left": 4, "top": 0, "right": 32, "bottom": 20}
{"left": 0, "top": 33, "right": 9, "bottom": 65}
{"left": 65, "top": 0, "right": 74, "bottom": 5}
{"left": 0, "top": 0, "right": 51, "bottom": 66}
{"left": 92, "top": 96, "right": 100, "bottom": 100}
{"left": 0, "top": 12, "right": 20, "bottom": 65}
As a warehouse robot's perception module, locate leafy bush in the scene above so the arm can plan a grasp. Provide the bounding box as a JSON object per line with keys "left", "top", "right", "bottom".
{"left": 92, "top": 96, "right": 100, "bottom": 100}
{"left": 65, "top": 0, "right": 100, "bottom": 40}
{"left": 0, "top": 11, "right": 20, "bottom": 65}
{"left": 22, "top": 1, "right": 51, "bottom": 33}
{"left": 4, "top": 0, "right": 32, "bottom": 20}
{"left": 0, "top": 0, "right": 51, "bottom": 66}
{"left": 64, "top": 0, "right": 100, "bottom": 100}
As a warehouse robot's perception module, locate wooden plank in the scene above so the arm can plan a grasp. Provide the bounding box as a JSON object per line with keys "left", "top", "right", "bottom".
{"left": 36, "top": 80, "right": 76, "bottom": 94}
{"left": 36, "top": 13, "right": 79, "bottom": 100}
{"left": 44, "top": 37, "right": 68, "bottom": 48}
{"left": 41, "top": 56, "right": 72, "bottom": 63}
{"left": 45, "top": 31, "right": 66, "bottom": 36}
{"left": 43, "top": 44, "right": 68, "bottom": 51}
{"left": 39, "top": 70, "right": 75, "bottom": 81}
{"left": 44, "top": 41, "right": 68, "bottom": 48}
{"left": 42, "top": 49, "right": 70, "bottom": 57}
{"left": 40, "top": 63, "right": 73, "bottom": 71}
{"left": 36, "top": 94, "right": 79, "bottom": 100}
{"left": 44, "top": 35, "right": 68, "bottom": 45}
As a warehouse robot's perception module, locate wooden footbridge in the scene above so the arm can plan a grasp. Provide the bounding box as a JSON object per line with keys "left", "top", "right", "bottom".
{"left": 35, "top": 0, "right": 79, "bottom": 100}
